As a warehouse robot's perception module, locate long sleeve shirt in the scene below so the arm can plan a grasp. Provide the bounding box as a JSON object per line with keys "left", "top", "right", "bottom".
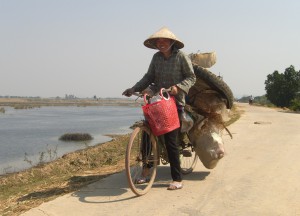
{"left": 133, "top": 48, "right": 196, "bottom": 106}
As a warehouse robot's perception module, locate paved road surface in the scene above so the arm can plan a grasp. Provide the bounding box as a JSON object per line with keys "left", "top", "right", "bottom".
{"left": 22, "top": 103, "right": 300, "bottom": 216}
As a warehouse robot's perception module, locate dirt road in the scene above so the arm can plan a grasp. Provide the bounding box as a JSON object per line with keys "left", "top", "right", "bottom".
{"left": 22, "top": 103, "right": 300, "bottom": 216}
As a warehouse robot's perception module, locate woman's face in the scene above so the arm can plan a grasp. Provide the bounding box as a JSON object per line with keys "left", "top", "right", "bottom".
{"left": 155, "top": 38, "right": 173, "bottom": 53}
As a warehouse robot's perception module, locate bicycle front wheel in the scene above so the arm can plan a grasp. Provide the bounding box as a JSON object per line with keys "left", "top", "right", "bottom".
{"left": 125, "top": 125, "right": 158, "bottom": 196}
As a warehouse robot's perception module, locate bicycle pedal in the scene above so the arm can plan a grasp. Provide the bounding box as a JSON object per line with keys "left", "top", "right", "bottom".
{"left": 182, "top": 149, "right": 192, "bottom": 157}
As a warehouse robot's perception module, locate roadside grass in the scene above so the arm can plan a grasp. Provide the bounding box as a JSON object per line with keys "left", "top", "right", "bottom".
{"left": 0, "top": 134, "right": 130, "bottom": 216}
{"left": 0, "top": 104, "right": 241, "bottom": 216}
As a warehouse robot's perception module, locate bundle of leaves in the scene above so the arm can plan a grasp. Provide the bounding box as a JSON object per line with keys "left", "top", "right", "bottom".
{"left": 59, "top": 133, "right": 93, "bottom": 141}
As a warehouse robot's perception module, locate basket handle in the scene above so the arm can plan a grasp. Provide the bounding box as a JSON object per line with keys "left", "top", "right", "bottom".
{"left": 143, "top": 94, "right": 150, "bottom": 104}
{"left": 143, "top": 88, "right": 171, "bottom": 104}
{"left": 159, "top": 88, "right": 170, "bottom": 101}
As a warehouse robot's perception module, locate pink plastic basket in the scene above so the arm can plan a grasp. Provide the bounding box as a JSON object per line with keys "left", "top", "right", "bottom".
{"left": 142, "top": 90, "right": 180, "bottom": 136}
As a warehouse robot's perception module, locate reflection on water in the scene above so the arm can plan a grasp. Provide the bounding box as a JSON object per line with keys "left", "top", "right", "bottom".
{"left": 0, "top": 106, "right": 143, "bottom": 174}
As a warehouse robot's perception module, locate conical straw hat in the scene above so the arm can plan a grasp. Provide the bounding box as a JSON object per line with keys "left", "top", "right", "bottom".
{"left": 144, "top": 27, "right": 184, "bottom": 49}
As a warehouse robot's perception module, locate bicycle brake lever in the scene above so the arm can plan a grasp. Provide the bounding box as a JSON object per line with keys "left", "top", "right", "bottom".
{"left": 134, "top": 96, "right": 141, "bottom": 101}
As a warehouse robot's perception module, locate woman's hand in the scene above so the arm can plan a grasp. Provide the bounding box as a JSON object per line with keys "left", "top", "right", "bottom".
{"left": 169, "top": 85, "right": 178, "bottom": 95}
{"left": 141, "top": 87, "right": 154, "bottom": 97}
{"left": 122, "top": 88, "right": 135, "bottom": 97}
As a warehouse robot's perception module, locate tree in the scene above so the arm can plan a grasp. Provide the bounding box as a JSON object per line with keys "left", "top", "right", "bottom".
{"left": 265, "top": 65, "right": 300, "bottom": 107}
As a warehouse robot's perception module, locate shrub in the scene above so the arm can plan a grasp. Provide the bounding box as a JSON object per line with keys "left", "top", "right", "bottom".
{"left": 289, "top": 98, "right": 300, "bottom": 111}
{"left": 59, "top": 133, "right": 93, "bottom": 141}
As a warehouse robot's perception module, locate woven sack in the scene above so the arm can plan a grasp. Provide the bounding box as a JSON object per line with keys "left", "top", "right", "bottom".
{"left": 142, "top": 90, "right": 180, "bottom": 136}
{"left": 189, "top": 89, "right": 228, "bottom": 116}
{"left": 189, "top": 51, "right": 217, "bottom": 68}
{"left": 188, "top": 119, "right": 225, "bottom": 169}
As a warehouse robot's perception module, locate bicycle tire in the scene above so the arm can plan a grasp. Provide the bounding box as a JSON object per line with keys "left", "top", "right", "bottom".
{"left": 125, "top": 125, "right": 158, "bottom": 196}
{"left": 192, "top": 65, "right": 234, "bottom": 109}
{"left": 180, "top": 146, "right": 198, "bottom": 174}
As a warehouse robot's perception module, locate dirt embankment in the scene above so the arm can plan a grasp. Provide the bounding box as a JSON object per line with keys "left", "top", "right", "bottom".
{"left": 0, "top": 133, "right": 131, "bottom": 216}
{"left": 0, "top": 97, "right": 142, "bottom": 108}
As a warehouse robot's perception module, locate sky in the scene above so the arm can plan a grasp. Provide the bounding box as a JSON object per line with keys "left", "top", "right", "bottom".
{"left": 0, "top": 0, "right": 299, "bottom": 99}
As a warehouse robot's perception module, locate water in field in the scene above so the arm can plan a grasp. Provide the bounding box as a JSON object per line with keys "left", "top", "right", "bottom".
{"left": 0, "top": 106, "right": 143, "bottom": 174}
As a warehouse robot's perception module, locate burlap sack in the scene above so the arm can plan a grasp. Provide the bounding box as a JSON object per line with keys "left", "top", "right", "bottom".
{"left": 187, "top": 80, "right": 229, "bottom": 169}
{"left": 189, "top": 52, "right": 217, "bottom": 68}
{"left": 186, "top": 64, "right": 233, "bottom": 169}
{"left": 188, "top": 84, "right": 229, "bottom": 121}
{"left": 188, "top": 118, "right": 225, "bottom": 169}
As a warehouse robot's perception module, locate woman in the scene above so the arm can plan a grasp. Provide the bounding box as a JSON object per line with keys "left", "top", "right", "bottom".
{"left": 122, "top": 27, "right": 196, "bottom": 190}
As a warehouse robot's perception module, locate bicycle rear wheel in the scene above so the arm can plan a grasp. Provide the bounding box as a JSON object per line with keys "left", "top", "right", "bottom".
{"left": 180, "top": 144, "right": 198, "bottom": 174}
{"left": 125, "top": 125, "right": 158, "bottom": 196}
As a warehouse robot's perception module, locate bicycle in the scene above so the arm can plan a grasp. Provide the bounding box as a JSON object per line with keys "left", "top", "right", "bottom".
{"left": 125, "top": 91, "right": 198, "bottom": 196}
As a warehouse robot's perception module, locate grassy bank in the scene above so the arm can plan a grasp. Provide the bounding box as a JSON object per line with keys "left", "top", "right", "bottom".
{"left": 0, "top": 104, "right": 242, "bottom": 216}
{"left": 0, "top": 134, "right": 130, "bottom": 216}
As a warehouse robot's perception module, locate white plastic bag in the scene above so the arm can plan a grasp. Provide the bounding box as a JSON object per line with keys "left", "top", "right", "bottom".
{"left": 149, "top": 95, "right": 162, "bottom": 104}
{"left": 180, "top": 112, "right": 194, "bottom": 132}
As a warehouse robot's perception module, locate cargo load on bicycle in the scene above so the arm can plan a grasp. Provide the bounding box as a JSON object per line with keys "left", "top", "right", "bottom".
{"left": 186, "top": 51, "right": 234, "bottom": 169}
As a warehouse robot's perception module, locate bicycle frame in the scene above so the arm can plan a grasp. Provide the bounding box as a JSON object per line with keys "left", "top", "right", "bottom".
{"left": 125, "top": 90, "right": 198, "bottom": 196}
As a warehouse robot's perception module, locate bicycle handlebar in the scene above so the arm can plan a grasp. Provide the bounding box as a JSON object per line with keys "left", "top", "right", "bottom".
{"left": 132, "top": 92, "right": 142, "bottom": 97}
{"left": 132, "top": 87, "right": 172, "bottom": 98}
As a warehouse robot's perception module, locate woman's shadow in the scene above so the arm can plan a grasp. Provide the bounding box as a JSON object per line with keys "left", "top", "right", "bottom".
{"left": 17, "top": 166, "right": 210, "bottom": 204}
{"left": 70, "top": 166, "right": 210, "bottom": 204}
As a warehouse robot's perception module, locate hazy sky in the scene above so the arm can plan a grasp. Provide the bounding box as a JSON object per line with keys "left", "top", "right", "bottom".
{"left": 1, "top": 0, "right": 299, "bottom": 98}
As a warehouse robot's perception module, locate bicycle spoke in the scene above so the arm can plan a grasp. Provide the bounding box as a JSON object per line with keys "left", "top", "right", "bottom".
{"left": 180, "top": 146, "right": 198, "bottom": 174}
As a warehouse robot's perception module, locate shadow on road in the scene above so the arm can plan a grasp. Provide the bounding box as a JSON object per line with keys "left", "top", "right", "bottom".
{"left": 69, "top": 167, "right": 210, "bottom": 204}
{"left": 17, "top": 174, "right": 110, "bottom": 202}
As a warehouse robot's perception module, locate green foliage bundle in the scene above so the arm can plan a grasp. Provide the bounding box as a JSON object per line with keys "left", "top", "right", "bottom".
{"left": 265, "top": 65, "right": 300, "bottom": 108}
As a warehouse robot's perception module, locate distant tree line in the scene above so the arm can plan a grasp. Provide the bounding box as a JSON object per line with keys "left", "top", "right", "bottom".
{"left": 0, "top": 95, "right": 41, "bottom": 99}
{"left": 65, "top": 94, "right": 77, "bottom": 99}
{"left": 265, "top": 65, "right": 300, "bottom": 110}
{"left": 237, "top": 65, "right": 300, "bottom": 111}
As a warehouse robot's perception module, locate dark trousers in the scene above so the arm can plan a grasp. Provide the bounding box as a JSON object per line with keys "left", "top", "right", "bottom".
{"left": 163, "top": 128, "right": 182, "bottom": 182}
{"left": 142, "top": 128, "right": 182, "bottom": 182}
